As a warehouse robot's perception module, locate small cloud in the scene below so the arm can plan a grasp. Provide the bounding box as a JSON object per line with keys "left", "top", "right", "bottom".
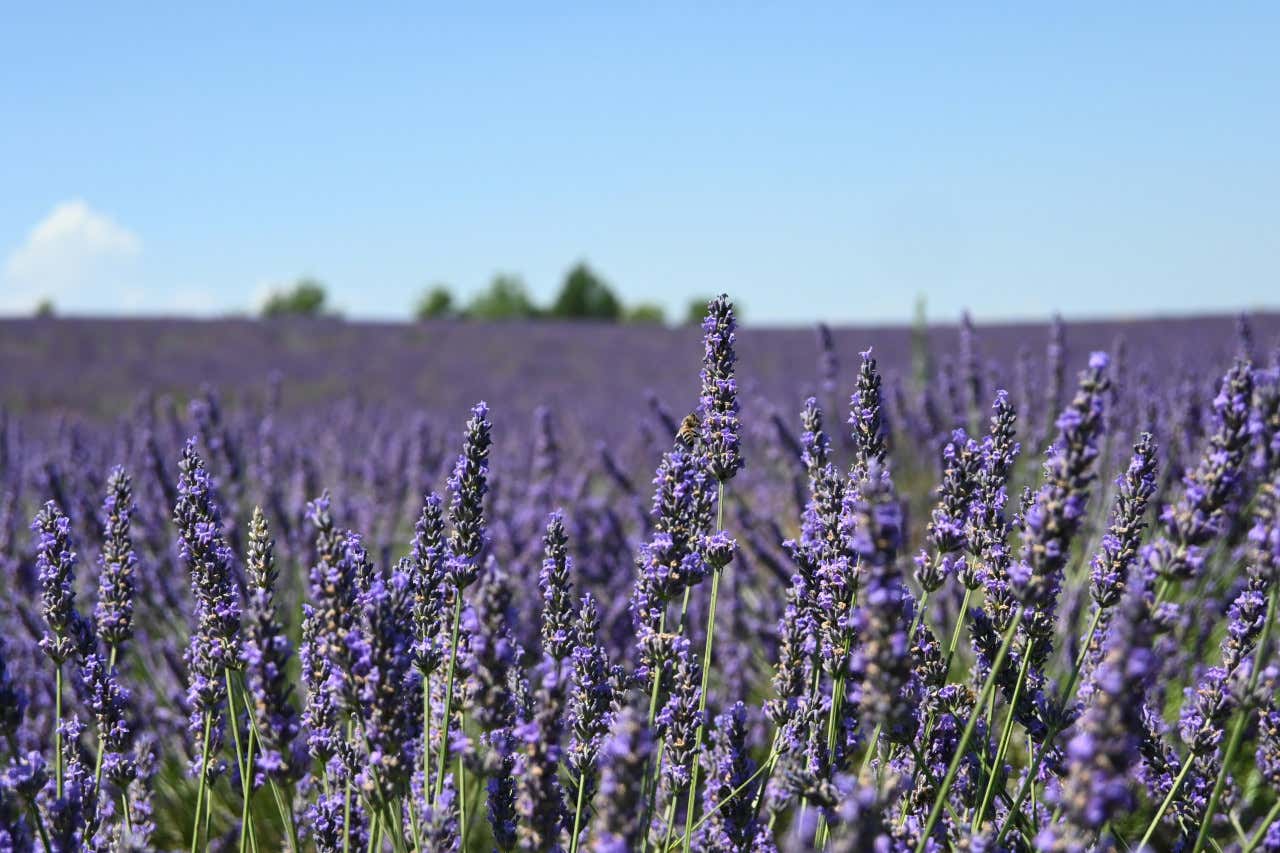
{"left": 1, "top": 200, "right": 142, "bottom": 314}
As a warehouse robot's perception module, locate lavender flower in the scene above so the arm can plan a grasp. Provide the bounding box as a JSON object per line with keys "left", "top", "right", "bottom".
{"left": 1050, "top": 580, "right": 1158, "bottom": 849}
{"left": 566, "top": 596, "right": 617, "bottom": 814}
{"left": 409, "top": 492, "right": 450, "bottom": 676}
{"left": 83, "top": 651, "right": 136, "bottom": 788}
{"left": 1150, "top": 361, "right": 1254, "bottom": 580}
{"left": 540, "top": 512, "right": 576, "bottom": 663}
{"left": 847, "top": 464, "right": 917, "bottom": 744}
{"left": 342, "top": 568, "right": 419, "bottom": 795}
{"left": 95, "top": 466, "right": 138, "bottom": 651}
{"left": 915, "top": 428, "right": 980, "bottom": 592}
{"left": 1089, "top": 432, "right": 1159, "bottom": 608}
{"left": 800, "top": 397, "right": 830, "bottom": 482}
{"left": 174, "top": 439, "right": 241, "bottom": 779}
{"left": 448, "top": 401, "right": 493, "bottom": 589}
{"left": 300, "top": 493, "right": 357, "bottom": 764}
{"left": 34, "top": 501, "right": 88, "bottom": 666}
{"left": 963, "top": 391, "right": 1020, "bottom": 595}
{"left": 587, "top": 708, "right": 652, "bottom": 852}
{"left": 698, "top": 294, "right": 743, "bottom": 482}
{"left": 241, "top": 506, "right": 302, "bottom": 782}
{"left": 655, "top": 637, "right": 702, "bottom": 798}
{"left": 693, "top": 703, "right": 759, "bottom": 852}
{"left": 1015, "top": 352, "right": 1110, "bottom": 671}
{"left": 849, "top": 348, "right": 888, "bottom": 474}
{"left": 463, "top": 557, "right": 521, "bottom": 733}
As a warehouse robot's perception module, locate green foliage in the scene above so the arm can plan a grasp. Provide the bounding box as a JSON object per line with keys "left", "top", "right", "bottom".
{"left": 466, "top": 274, "right": 539, "bottom": 320}
{"left": 415, "top": 284, "right": 456, "bottom": 320}
{"left": 34, "top": 298, "right": 55, "bottom": 318}
{"left": 261, "top": 278, "right": 330, "bottom": 318}
{"left": 685, "top": 296, "right": 713, "bottom": 325}
{"left": 625, "top": 302, "right": 666, "bottom": 325}
{"left": 550, "top": 262, "right": 621, "bottom": 320}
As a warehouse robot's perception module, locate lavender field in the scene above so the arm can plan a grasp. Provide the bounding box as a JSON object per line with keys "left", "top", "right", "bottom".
{"left": 2, "top": 303, "right": 1280, "bottom": 852}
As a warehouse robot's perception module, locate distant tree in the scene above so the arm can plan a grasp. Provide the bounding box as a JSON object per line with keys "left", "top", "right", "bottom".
{"left": 550, "top": 262, "right": 621, "bottom": 321}
{"left": 261, "top": 277, "right": 330, "bottom": 318}
{"left": 34, "top": 299, "right": 55, "bottom": 318}
{"left": 415, "top": 284, "right": 456, "bottom": 320}
{"left": 467, "top": 274, "right": 539, "bottom": 320}
{"left": 685, "top": 296, "right": 713, "bottom": 325}
{"left": 625, "top": 302, "right": 666, "bottom": 325}
{"left": 911, "top": 294, "right": 932, "bottom": 392}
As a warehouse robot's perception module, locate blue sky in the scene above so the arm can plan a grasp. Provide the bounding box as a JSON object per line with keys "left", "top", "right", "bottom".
{"left": 2, "top": 4, "right": 1277, "bottom": 324}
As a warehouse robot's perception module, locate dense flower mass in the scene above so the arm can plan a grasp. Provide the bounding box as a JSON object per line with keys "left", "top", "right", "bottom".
{"left": 1, "top": 305, "right": 1280, "bottom": 851}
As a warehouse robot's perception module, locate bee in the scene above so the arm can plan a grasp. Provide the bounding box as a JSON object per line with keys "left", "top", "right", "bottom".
{"left": 676, "top": 411, "right": 701, "bottom": 448}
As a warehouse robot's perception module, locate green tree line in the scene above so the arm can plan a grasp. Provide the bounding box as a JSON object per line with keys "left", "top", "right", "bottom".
{"left": 256, "top": 263, "right": 713, "bottom": 325}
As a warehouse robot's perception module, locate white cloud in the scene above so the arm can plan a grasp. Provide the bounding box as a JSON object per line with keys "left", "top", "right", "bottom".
{"left": 1, "top": 200, "right": 142, "bottom": 313}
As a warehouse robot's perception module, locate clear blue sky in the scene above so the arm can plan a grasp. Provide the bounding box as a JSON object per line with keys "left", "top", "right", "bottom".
{"left": 2, "top": 4, "right": 1277, "bottom": 324}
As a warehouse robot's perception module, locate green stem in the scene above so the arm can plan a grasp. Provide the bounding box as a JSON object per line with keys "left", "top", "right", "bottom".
{"left": 120, "top": 790, "right": 132, "bottom": 835}
{"left": 92, "top": 644, "right": 119, "bottom": 793}
{"left": 225, "top": 669, "right": 256, "bottom": 853}
{"left": 641, "top": 611, "right": 670, "bottom": 846}
{"left": 1246, "top": 799, "right": 1280, "bottom": 852}
{"left": 1190, "top": 586, "right": 1278, "bottom": 853}
{"left": 54, "top": 665, "right": 63, "bottom": 799}
{"left": 29, "top": 800, "right": 52, "bottom": 852}
{"left": 973, "top": 638, "right": 1034, "bottom": 829}
{"left": 1138, "top": 752, "right": 1196, "bottom": 850}
{"left": 433, "top": 593, "right": 464, "bottom": 803}
{"left": 682, "top": 481, "right": 727, "bottom": 853}
{"left": 190, "top": 711, "right": 213, "bottom": 853}
{"left": 943, "top": 587, "right": 974, "bottom": 681}
{"left": 991, "top": 605, "right": 1106, "bottom": 847}
{"left": 457, "top": 752, "right": 468, "bottom": 850}
{"left": 422, "top": 672, "right": 432, "bottom": 793}
{"left": 914, "top": 614, "right": 1020, "bottom": 853}
{"left": 236, "top": 682, "right": 300, "bottom": 853}
{"left": 666, "top": 754, "right": 772, "bottom": 852}
{"left": 569, "top": 767, "right": 589, "bottom": 853}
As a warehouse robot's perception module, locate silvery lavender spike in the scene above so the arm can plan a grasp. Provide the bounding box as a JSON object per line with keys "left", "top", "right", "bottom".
{"left": 339, "top": 567, "right": 419, "bottom": 796}
{"left": 299, "top": 493, "right": 356, "bottom": 765}
{"left": 914, "top": 428, "right": 980, "bottom": 593}
{"left": 699, "top": 294, "right": 743, "bottom": 483}
{"left": 448, "top": 401, "right": 493, "bottom": 589}
{"left": 962, "top": 390, "right": 1020, "bottom": 596}
{"left": 241, "top": 506, "right": 303, "bottom": 783}
{"left": 849, "top": 348, "right": 888, "bottom": 475}
{"left": 1089, "top": 432, "right": 1159, "bottom": 610}
{"left": 654, "top": 636, "right": 702, "bottom": 818}
{"left": 174, "top": 440, "right": 242, "bottom": 782}
{"left": 1014, "top": 352, "right": 1110, "bottom": 673}
{"left": 33, "top": 501, "right": 89, "bottom": 666}
{"left": 845, "top": 462, "right": 917, "bottom": 745}
{"left": 95, "top": 467, "right": 138, "bottom": 652}
{"left": 1150, "top": 360, "right": 1254, "bottom": 581}
{"left": 1046, "top": 576, "right": 1158, "bottom": 851}
{"left": 409, "top": 492, "right": 449, "bottom": 676}
{"left": 695, "top": 702, "right": 765, "bottom": 852}
{"left": 539, "top": 512, "right": 576, "bottom": 664}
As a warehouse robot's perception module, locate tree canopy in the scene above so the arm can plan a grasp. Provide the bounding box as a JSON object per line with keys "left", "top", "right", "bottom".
{"left": 261, "top": 278, "right": 330, "bottom": 318}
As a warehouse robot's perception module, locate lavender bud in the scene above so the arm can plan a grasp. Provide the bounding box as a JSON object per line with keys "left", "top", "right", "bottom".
{"left": 95, "top": 467, "right": 138, "bottom": 650}
{"left": 698, "top": 294, "right": 743, "bottom": 482}
{"left": 448, "top": 402, "right": 493, "bottom": 589}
